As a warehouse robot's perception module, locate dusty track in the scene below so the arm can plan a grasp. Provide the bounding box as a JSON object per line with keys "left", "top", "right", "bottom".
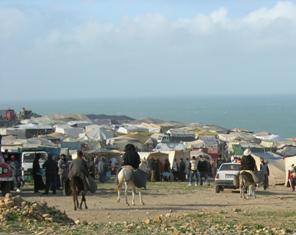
{"left": 22, "top": 182, "right": 295, "bottom": 224}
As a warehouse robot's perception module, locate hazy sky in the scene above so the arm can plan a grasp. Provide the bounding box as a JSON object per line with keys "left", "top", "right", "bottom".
{"left": 0, "top": 0, "right": 296, "bottom": 101}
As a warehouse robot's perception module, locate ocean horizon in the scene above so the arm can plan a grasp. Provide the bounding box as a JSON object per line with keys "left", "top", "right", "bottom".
{"left": 1, "top": 95, "right": 295, "bottom": 138}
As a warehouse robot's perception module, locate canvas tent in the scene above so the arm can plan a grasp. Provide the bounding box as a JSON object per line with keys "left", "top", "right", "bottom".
{"left": 252, "top": 152, "right": 285, "bottom": 185}
{"left": 154, "top": 143, "right": 185, "bottom": 151}
{"left": 139, "top": 150, "right": 189, "bottom": 169}
{"left": 84, "top": 125, "right": 113, "bottom": 141}
{"left": 55, "top": 125, "right": 84, "bottom": 138}
{"left": 277, "top": 146, "right": 296, "bottom": 157}
{"left": 106, "top": 136, "right": 144, "bottom": 151}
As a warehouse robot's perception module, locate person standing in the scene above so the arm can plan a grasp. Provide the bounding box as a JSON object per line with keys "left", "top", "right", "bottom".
{"left": 13, "top": 155, "right": 22, "bottom": 192}
{"left": 162, "top": 159, "right": 171, "bottom": 181}
{"left": 32, "top": 154, "right": 45, "bottom": 193}
{"left": 58, "top": 154, "right": 69, "bottom": 195}
{"left": 172, "top": 159, "right": 178, "bottom": 181}
{"left": 179, "top": 158, "right": 186, "bottom": 181}
{"left": 288, "top": 164, "right": 295, "bottom": 192}
{"left": 43, "top": 155, "right": 58, "bottom": 195}
{"left": 260, "top": 158, "right": 270, "bottom": 190}
{"left": 188, "top": 156, "right": 199, "bottom": 186}
{"left": 197, "top": 157, "right": 208, "bottom": 186}
{"left": 98, "top": 157, "right": 106, "bottom": 183}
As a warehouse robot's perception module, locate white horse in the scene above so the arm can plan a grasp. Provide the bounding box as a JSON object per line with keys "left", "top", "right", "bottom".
{"left": 116, "top": 161, "right": 149, "bottom": 206}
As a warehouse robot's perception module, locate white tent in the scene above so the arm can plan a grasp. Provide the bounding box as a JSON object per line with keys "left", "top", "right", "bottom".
{"left": 252, "top": 152, "right": 285, "bottom": 185}
{"left": 85, "top": 125, "right": 113, "bottom": 141}
{"left": 254, "top": 132, "right": 280, "bottom": 141}
{"left": 139, "top": 150, "right": 189, "bottom": 169}
{"left": 154, "top": 143, "right": 185, "bottom": 151}
{"left": 54, "top": 125, "right": 84, "bottom": 138}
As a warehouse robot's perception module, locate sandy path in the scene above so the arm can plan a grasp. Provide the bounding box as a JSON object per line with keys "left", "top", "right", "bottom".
{"left": 22, "top": 183, "right": 295, "bottom": 223}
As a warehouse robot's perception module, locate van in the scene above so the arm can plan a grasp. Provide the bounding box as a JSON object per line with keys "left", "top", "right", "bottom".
{"left": 22, "top": 151, "right": 47, "bottom": 180}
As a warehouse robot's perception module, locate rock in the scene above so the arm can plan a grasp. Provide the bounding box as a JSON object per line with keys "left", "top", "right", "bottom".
{"left": 42, "top": 214, "right": 50, "bottom": 218}
{"left": 233, "top": 208, "right": 242, "bottom": 213}
{"left": 144, "top": 219, "right": 151, "bottom": 225}
{"left": 4, "top": 200, "right": 14, "bottom": 207}
{"left": 21, "top": 201, "right": 27, "bottom": 207}
{"left": 82, "top": 220, "right": 88, "bottom": 225}
{"left": 5, "top": 193, "right": 12, "bottom": 199}
{"left": 45, "top": 217, "right": 53, "bottom": 223}
{"left": 154, "top": 215, "right": 162, "bottom": 224}
{"left": 0, "top": 200, "right": 5, "bottom": 207}
{"left": 165, "top": 213, "right": 171, "bottom": 218}
{"left": 75, "top": 220, "right": 80, "bottom": 225}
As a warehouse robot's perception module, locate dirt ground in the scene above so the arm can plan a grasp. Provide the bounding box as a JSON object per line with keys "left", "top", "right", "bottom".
{"left": 20, "top": 182, "right": 296, "bottom": 226}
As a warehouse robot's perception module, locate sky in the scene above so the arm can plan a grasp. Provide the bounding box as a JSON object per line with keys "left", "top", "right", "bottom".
{"left": 0, "top": 0, "right": 296, "bottom": 101}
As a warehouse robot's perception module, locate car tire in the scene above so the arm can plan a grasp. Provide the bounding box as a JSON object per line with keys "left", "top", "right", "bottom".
{"left": 215, "top": 185, "right": 221, "bottom": 193}
{"left": 1, "top": 182, "right": 11, "bottom": 196}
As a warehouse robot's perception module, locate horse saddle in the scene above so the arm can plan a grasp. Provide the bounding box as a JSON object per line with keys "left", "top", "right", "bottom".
{"left": 239, "top": 170, "right": 263, "bottom": 184}
{"left": 132, "top": 169, "right": 148, "bottom": 189}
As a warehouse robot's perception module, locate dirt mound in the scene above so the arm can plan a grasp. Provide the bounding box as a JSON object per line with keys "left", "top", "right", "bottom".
{"left": 0, "top": 193, "right": 74, "bottom": 225}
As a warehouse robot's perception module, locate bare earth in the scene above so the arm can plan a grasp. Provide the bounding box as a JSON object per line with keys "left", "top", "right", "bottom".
{"left": 22, "top": 182, "right": 295, "bottom": 226}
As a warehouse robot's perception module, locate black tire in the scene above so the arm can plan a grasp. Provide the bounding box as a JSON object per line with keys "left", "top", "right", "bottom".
{"left": 1, "top": 182, "right": 11, "bottom": 196}
{"left": 215, "top": 185, "right": 221, "bottom": 193}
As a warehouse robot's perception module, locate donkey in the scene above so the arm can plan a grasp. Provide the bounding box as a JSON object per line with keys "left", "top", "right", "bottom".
{"left": 69, "top": 176, "right": 88, "bottom": 210}
{"left": 116, "top": 161, "right": 149, "bottom": 206}
{"left": 239, "top": 171, "right": 257, "bottom": 199}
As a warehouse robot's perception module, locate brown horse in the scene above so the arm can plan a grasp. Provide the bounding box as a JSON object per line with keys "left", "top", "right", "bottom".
{"left": 69, "top": 176, "right": 88, "bottom": 210}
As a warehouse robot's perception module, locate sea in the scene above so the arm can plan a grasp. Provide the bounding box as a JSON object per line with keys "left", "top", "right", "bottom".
{"left": 1, "top": 95, "right": 295, "bottom": 138}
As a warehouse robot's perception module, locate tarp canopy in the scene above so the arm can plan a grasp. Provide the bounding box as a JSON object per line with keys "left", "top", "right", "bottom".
{"left": 254, "top": 132, "right": 280, "bottom": 141}
{"left": 139, "top": 150, "right": 190, "bottom": 169}
{"left": 154, "top": 143, "right": 185, "bottom": 151}
{"left": 277, "top": 146, "right": 296, "bottom": 157}
{"left": 85, "top": 125, "right": 113, "bottom": 141}
{"left": 107, "top": 136, "right": 144, "bottom": 151}
{"left": 252, "top": 152, "right": 285, "bottom": 185}
{"left": 185, "top": 140, "right": 205, "bottom": 149}
{"left": 218, "top": 132, "right": 259, "bottom": 143}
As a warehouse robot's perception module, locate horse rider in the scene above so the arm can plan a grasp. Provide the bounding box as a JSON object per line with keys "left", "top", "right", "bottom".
{"left": 240, "top": 148, "right": 257, "bottom": 171}
{"left": 121, "top": 144, "right": 147, "bottom": 189}
{"left": 122, "top": 144, "right": 141, "bottom": 170}
{"left": 68, "top": 150, "right": 89, "bottom": 191}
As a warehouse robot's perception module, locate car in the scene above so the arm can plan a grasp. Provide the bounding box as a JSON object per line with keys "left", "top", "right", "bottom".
{"left": 215, "top": 162, "right": 241, "bottom": 193}
{"left": 0, "top": 162, "right": 14, "bottom": 196}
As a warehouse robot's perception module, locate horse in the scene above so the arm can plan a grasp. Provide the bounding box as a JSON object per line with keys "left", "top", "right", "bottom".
{"left": 116, "top": 161, "right": 149, "bottom": 206}
{"left": 69, "top": 176, "right": 88, "bottom": 210}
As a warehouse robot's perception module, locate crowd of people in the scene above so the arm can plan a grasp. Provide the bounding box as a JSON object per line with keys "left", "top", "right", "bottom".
{"left": 146, "top": 156, "right": 213, "bottom": 186}
{"left": 0, "top": 150, "right": 23, "bottom": 192}
{"left": 31, "top": 153, "right": 121, "bottom": 195}
{"left": 2, "top": 144, "right": 295, "bottom": 196}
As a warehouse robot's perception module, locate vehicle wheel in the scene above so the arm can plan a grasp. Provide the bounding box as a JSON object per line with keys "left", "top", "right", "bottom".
{"left": 1, "top": 182, "right": 11, "bottom": 196}
{"left": 215, "top": 185, "right": 221, "bottom": 193}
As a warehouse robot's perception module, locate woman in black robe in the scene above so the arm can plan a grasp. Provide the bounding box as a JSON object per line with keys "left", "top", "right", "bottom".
{"left": 32, "top": 154, "right": 45, "bottom": 193}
